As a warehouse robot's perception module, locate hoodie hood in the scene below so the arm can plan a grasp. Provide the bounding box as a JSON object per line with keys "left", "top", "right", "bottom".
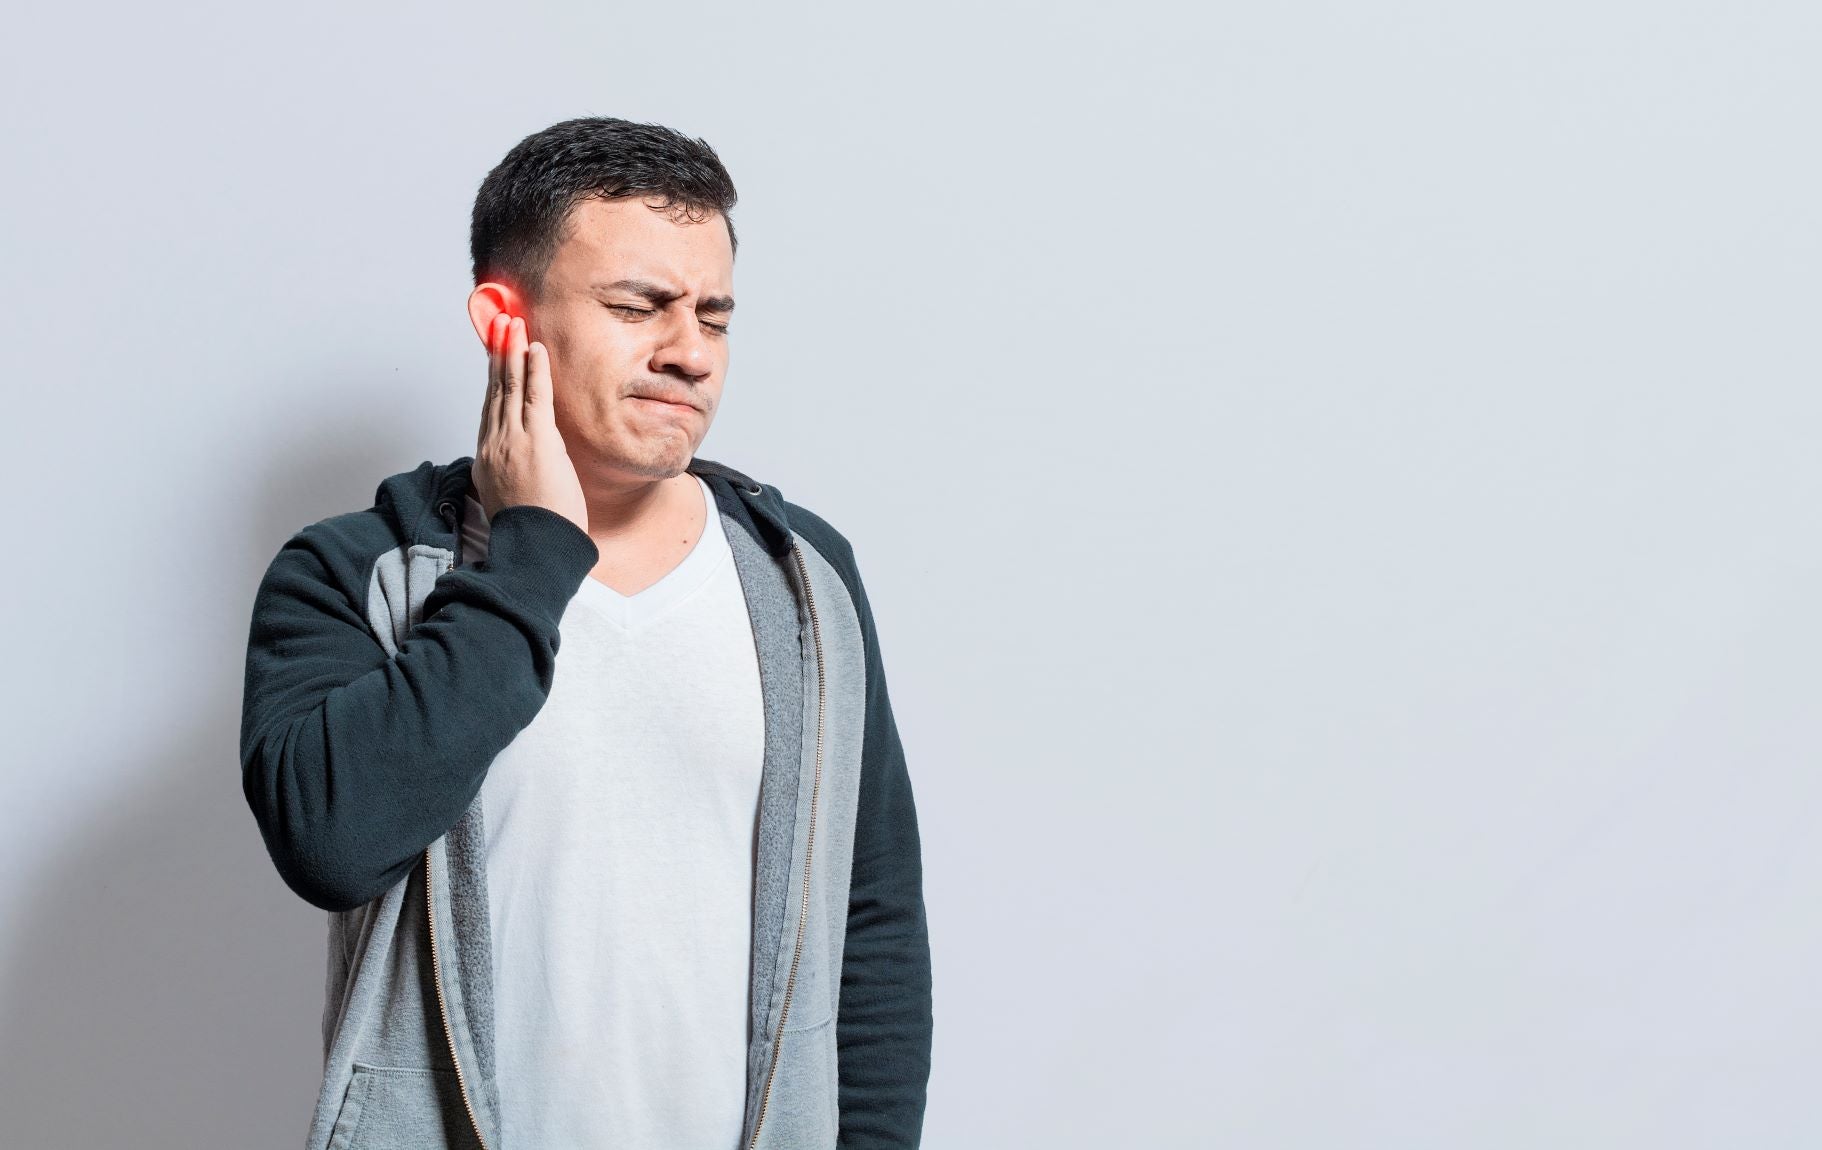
{"left": 370, "top": 454, "right": 798, "bottom": 559}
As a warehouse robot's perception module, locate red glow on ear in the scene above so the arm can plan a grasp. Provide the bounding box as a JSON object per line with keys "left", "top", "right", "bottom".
{"left": 477, "top": 276, "right": 530, "bottom": 352}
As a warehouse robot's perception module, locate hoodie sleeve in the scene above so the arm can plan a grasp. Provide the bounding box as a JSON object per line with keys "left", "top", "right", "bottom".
{"left": 831, "top": 545, "right": 935, "bottom": 1148}
{"left": 239, "top": 503, "right": 599, "bottom": 913}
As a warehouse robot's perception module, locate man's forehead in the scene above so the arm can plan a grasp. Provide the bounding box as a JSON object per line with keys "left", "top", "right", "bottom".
{"left": 564, "top": 197, "right": 726, "bottom": 249}
{"left": 554, "top": 199, "right": 732, "bottom": 287}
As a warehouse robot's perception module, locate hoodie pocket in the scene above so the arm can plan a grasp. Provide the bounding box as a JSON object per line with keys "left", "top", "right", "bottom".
{"left": 326, "top": 1062, "right": 482, "bottom": 1150}
{"left": 780, "top": 868, "right": 834, "bottom": 1034}
{"left": 755, "top": 1016, "right": 839, "bottom": 1149}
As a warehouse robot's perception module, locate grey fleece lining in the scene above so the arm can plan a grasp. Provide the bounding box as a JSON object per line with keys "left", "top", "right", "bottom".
{"left": 445, "top": 799, "right": 500, "bottom": 1125}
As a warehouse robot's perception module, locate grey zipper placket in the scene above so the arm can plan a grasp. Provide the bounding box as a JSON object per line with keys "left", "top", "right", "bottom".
{"left": 746, "top": 540, "right": 827, "bottom": 1149}
{"left": 425, "top": 546, "right": 494, "bottom": 1150}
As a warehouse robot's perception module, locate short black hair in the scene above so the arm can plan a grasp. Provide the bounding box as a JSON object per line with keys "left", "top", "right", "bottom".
{"left": 470, "top": 116, "right": 738, "bottom": 305}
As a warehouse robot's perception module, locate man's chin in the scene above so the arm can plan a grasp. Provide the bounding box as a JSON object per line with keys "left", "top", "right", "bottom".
{"left": 578, "top": 436, "right": 699, "bottom": 481}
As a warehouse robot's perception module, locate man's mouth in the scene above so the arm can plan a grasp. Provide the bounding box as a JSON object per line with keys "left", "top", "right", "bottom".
{"left": 631, "top": 395, "right": 697, "bottom": 413}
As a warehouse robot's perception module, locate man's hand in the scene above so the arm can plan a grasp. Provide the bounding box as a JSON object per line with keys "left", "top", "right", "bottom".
{"left": 471, "top": 313, "right": 589, "bottom": 536}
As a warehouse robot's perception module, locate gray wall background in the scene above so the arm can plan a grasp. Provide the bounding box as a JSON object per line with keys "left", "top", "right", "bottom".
{"left": 2, "top": 2, "right": 1817, "bottom": 1146}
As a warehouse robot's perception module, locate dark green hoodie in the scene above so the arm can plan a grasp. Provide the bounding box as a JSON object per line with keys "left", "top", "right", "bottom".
{"left": 239, "top": 453, "right": 932, "bottom": 1149}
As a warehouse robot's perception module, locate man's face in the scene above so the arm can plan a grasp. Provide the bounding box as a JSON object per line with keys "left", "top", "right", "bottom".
{"left": 526, "top": 195, "right": 734, "bottom": 484}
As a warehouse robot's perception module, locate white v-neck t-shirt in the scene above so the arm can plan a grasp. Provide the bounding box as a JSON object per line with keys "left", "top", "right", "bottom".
{"left": 458, "top": 473, "right": 767, "bottom": 1148}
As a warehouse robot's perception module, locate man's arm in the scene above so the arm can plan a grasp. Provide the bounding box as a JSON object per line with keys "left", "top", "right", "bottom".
{"left": 836, "top": 550, "right": 935, "bottom": 1148}
{"left": 239, "top": 504, "right": 598, "bottom": 912}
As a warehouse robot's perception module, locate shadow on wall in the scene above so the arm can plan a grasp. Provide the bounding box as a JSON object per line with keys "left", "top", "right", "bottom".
{"left": 0, "top": 718, "right": 329, "bottom": 1146}
{"left": 0, "top": 409, "right": 430, "bottom": 1147}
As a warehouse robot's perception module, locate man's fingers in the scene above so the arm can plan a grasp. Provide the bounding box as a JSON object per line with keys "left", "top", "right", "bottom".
{"left": 500, "top": 317, "right": 527, "bottom": 430}
{"left": 522, "top": 341, "right": 553, "bottom": 429}
{"left": 482, "top": 312, "right": 510, "bottom": 443}
{"left": 491, "top": 315, "right": 521, "bottom": 422}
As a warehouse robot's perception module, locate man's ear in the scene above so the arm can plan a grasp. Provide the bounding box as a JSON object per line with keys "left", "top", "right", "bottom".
{"left": 466, "top": 282, "right": 530, "bottom": 350}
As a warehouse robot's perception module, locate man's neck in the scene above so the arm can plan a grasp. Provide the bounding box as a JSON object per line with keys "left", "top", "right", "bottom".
{"left": 580, "top": 470, "right": 707, "bottom": 595}
{"left": 579, "top": 469, "right": 694, "bottom": 541}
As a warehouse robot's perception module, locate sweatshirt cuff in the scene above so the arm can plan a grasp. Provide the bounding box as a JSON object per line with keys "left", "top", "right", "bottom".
{"left": 477, "top": 504, "right": 600, "bottom": 625}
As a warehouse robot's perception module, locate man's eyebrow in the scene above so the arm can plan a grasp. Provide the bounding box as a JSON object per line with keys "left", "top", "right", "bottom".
{"left": 590, "top": 278, "right": 735, "bottom": 315}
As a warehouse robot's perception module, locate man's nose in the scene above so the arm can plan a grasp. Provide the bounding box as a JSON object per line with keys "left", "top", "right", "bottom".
{"left": 651, "top": 312, "right": 713, "bottom": 377}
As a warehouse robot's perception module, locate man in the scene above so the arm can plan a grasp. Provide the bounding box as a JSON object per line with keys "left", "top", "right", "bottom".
{"left": 238, "top": 116, "right": 933, "bottom": 1149}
